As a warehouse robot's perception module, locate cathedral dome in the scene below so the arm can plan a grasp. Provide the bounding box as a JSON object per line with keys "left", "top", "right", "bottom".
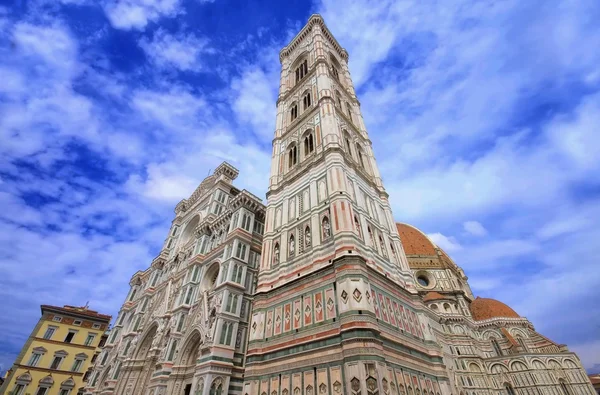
{"left": 469, "top": 296, "right": 520, "bottom": 321}
{"left": 395, "top": 223, "right": 437, "bottom": 256}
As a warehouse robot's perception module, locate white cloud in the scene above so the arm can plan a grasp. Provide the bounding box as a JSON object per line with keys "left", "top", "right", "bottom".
{"left": 131, "top": 86, "right": 209, "bottom": 133}
{"left": 104, "top": 0, "right": 183, "bottom": 30}
{"left": 139, "top": 29, "right": 213, "bottom": 71}
{"left": 427, "top": 232, "right": 461, "bottom": 252}
{"left": 463, "top": 221, "right": 487, "bottom": 237}
{"left": 231, "top": 67, "right": 278, "bottom": 141}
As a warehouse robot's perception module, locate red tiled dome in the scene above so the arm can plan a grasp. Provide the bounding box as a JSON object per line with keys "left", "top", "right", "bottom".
{"left": 469, "top": 297, "right": 520, "bottom": 321}
{"left": 396, "top": 223, "right": 437, "bottom": 256}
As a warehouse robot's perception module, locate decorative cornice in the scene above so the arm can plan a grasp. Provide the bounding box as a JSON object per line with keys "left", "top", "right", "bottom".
{"left": 228, "top": 190, "right": 266, "bottom": 219}
{"left": 279, "top": 14, "right": 348, "bottom": 63}
{"left": 214, "top": 162, "right": 240, "bottom": 180}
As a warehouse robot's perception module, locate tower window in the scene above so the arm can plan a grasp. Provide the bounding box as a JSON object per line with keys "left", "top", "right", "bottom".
{"left": 368, "top": 226, "right": 375, "bottom": 247}
{"left": 304, "top": 132, "right": 314, "bottom": 156}
{"left": 354, "top": 216, "right": 361, "bottom": 238}
{"left": 295, "top": 58, "right": 308, "bottom": 84}
{"left": 289, "top": 234, "right": 295, "bottom": 257}
{"left": 344, "top": 132, "right": 352, "bottom": 156}
{"left": 290, "top": 103, "right": 298, "bottom": 121}
{"left": 273, "top": 243, "right": 280, "bottom": 266}
{"left": 336, "top": 90, "right": 342, "bottom": 108}
{"left": 288, "top": 145, "right": 298, "bottom": 168}
{"left": 303, "top": 91, "right": 312, "bottom": 110}
{"left": 356, "top": 144, "right": 366, "bottom": 169}
{"left": 330, "top": 55, "right": 341, "bottom": 81}
{"left": 346, "top": 102, "right": 352, "bottom": 119}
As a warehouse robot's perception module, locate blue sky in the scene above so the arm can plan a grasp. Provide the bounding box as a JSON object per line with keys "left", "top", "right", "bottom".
{"left": 1, "top": 0, "right": 599, "bottom": 374}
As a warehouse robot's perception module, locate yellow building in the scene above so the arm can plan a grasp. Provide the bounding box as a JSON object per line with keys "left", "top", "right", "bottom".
{"left": 0, "top": 305, "right": 111, "bottom": 395}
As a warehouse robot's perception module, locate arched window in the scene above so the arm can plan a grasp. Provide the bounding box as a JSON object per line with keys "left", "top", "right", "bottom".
{"left": 128, "top": 287, "right": 137, "bottom": 302}
{"left": 290, "top": 102, "right": 298, "bottom": 121}
{"left": 289, "top": 234, "right": 295, "bottom": 257}
{"left": 331, "top": 65, "right": 339, "bottom": 80}
{"left": 559, "top": 381, "right": 571, "bottom": 395}
{"left": 304, "top": 226, "right": 311, "bottom": 248}
{"left": 322, "top": 216, "right": 331, "bottom": 239}
{"left": 354, "top": 216, "right": 362, "bottom": 238}
{"left": 343, "top": 131, "right": 352, "bottom": 155}
{"left": 330, "top": 55, "right": 341, "bottom": 81}
{"left": 491, "top": 339, "right": 503, "bottom": 356}
{"left": 443, "top": 303, "right": 451, "bottom": 312}
{"left": 346, "top": 102, "right": 352, "bottom": 119}
{"left": 389, "top": 243, "right": 397, "bottom": 262}
{"left": 273, "top": 243, "right": 280, "bottom": 266}
{"left": 303, "top": 91, "right": 312, "bottom": 110}
{"left": 295, "top": 58, "right": 308, "bottom": 84}
{"left": 226, "top": 294, "right": 233, "bottom": 312}
{"left": 231, "top": 265, "right": 238, "bottom": 283}
{"left": 288, "top": 144, "right": 298, "bottom": 168}
{"left": 304, "top": 132, "right": 314, "bottom": 156}
{"left": 378, "top": 235, "right": 387, "bottom": 257}
{"left": 356, "top": 144, "right": 366, "bottom": 168}
{"left": 368, "top": 226, "right": 375, "bottom": 247}
{"left": 504, "top": 384, "right": 516, "bottom": 395}
{"left": 235, "top": 264, "right": 243, "bottom": 283}
{"left": 336, "top": 90, "right": 342, "bottom": 108}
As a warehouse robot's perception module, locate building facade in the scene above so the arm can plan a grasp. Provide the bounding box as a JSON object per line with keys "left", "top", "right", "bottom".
{"left": 83, "top": 14, "right": 593, "bottom": 395}
{"left": 0, "top": 305, "right": 111, "bottom": 395}
{"left": 83, "top": 162, "right": 265, "bottom": 395}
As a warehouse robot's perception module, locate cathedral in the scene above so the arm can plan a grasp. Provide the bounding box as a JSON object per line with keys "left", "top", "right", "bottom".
{"left": 84, "top": 15, "right": 594, "bottom": 395}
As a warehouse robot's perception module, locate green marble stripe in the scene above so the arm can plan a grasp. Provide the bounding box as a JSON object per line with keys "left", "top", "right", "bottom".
{"left": 246, "top": 329, "right": 441, "bottom": 364}
{"left": 197, "top": 355, "right": 234, "bottom": 363}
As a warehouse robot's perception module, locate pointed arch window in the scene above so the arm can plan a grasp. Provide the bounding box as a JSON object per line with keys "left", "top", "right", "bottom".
{"left": 354, "top": 216, "right": 362, "bottom": 238}
{"left": 273, "top": 243, "right": 280, "bottom": 266}
{"left": 288, "top": 144, "right": 298, "bottom": 168}
{"left": 368, "top": 226, "right": 375, "bottom": 248}
{"left": 112, "top": 361, "right": 122, "bottom": 379}
{"left": 344, "top": 131, "right": 352, "bottom": 156}
{"left": 304, "top": 131, "right": 315, "bottom": 156}
{"left": 304, "top": 226, "right": 311, "bottom": 248}
{"left": 290, "top": 102, "right": 298, "bottom": 121}
{"left": 322, "top": 216, "right": 331, "bottom": 239}
{"left": 289, "top": 234, "right": 295, "bottom": 257}
{"left": 378, "top": 234, "right": 387, "bottom": 257}
{"left": 491, "top": 339, "right": 503, "bottom": 356}
{"left": 559, "top": 381, "right": 571, "bottom": 395}
{"left": 346, "top": 102, "right": 352, "bottom": 119}
{"left": 390, "top": 243, "right": 397, "bottom": 262}
{"left": 356, "top": 144, "right": 366, "bottom": 168}
{"left": 303, "top": 91, "right": 312, "bottom": 110}
{"left": 330, "top": 55, "right": 341, "bottom": 81}
{"left": 295, "top": 58, "right": 308, "bottom": 84}
{"left": 336, "top": 90, "right": 342, "bottom": 108}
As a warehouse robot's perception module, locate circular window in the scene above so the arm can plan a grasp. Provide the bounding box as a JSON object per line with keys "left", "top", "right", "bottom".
{"left": 417, "top": 275, "right": 429, "bottom": 287}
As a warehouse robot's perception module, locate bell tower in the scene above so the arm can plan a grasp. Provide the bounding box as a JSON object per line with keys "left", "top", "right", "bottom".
{"left": 259, "top": 13, "right": 413, "bottom": 293}
{"left": 244, "top": 14, "right": 451, "bottom": 395}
